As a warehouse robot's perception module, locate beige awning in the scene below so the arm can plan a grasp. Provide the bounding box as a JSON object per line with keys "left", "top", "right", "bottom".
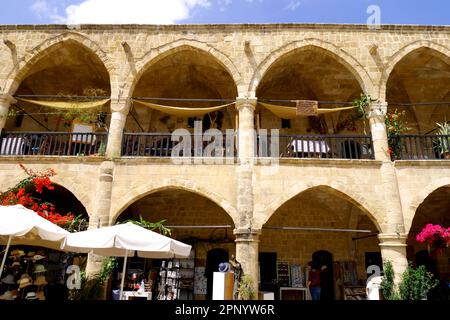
{"left": 260, "top": 102, "right": 358, "bottom": 119}
{"left": 17, "top": 98, "right": 110, "bottom": 109}
{"left": 134, "top": 100, "right": 234, "bottom": 117}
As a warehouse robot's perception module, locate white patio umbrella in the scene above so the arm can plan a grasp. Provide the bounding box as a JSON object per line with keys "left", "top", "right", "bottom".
{"left": 62, "top": 222, "right": 192, "bottom": 300}
{"left": 0, "top": 205, "right": 69, "bottom": 279}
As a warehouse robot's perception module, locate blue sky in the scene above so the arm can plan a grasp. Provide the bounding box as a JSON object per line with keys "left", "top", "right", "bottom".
{"left": 0, "top": 0, "right": 448, "bottom": 25}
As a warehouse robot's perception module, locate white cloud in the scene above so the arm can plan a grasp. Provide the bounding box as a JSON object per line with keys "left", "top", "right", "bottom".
{"left": 32, "top": 0, "right": 211, "bottom": 24}
{"left": 285, "top": 0, "right": 301, "bottom": 11}
{"left": 30, "top": 0, "right": 65, "bottom": 23}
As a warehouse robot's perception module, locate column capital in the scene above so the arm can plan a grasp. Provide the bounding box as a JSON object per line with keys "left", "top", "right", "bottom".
{"left": 367, "top": 101, "right": 388, "bottom": 119}
{"left": 111, "top": 98, "right": 131, "bottom": 114}
{"left": 233, "top": 228, "right": 261, "bottom": 242}
{"left": 378, "top": 233, "right": 408, "bottom": 247}
{"left": 235, "top": 97, "right": 257, "bottom": 112}
{"left": 0, "top": 93, "right": 17, "bottom": 105}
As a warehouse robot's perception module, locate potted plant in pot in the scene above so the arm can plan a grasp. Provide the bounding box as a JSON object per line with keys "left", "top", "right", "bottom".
{"left": 398, "top": 264, "right": 439, "bottom": 300}
{"left": 434, "top": 122, "right": 450, "bottom": 159}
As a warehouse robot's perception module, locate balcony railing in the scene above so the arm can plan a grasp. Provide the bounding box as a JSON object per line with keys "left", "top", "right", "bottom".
{"left": 122, "top": 132, "right": 237, "bottom": 158}
{"left": 257, "top": 134, "right": 374, "bottom": 160}
{"left": 393, "top": 135, "right": 450, "bottom": 160}
{"left": 0, "top": 132, "right": 108, "bottom": 156}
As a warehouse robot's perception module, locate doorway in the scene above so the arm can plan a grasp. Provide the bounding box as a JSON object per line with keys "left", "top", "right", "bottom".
{"left": 312, "top": 250, "right": 334, "bottom": 300}
{"left": 205, "top": 248, "right": 229, "bottom": 300}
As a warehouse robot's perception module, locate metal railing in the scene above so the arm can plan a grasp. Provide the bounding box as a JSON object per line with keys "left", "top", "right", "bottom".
{"left": 393, "top": 135, "right": 450, "bottom": 160}
{"left": 257, "top": 134, "right": 374, "bottom": 160}
{"left": 122, "top": 132, "right": 237, "bottom": 158}
{"left": 0, "top": 132, "right": 108, "bottom": 156}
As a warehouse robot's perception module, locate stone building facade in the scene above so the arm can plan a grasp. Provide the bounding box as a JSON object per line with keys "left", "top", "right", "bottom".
{"left": 0, "top": 23, "right": 449, "bottom": 299}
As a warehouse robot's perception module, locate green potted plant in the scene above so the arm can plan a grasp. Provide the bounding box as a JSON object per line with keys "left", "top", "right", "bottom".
{"left": 435, "top": 122, "right": 450, "bottom": 159}
{"left": 237, "top": 274, "right": 256, "bottom": 300}
{"left": 398, "top": 264, "right": 439, "bottom": 300}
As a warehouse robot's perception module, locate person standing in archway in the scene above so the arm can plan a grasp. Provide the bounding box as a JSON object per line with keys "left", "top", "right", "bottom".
{"left": 307, "top": 262, "right": 321, "bottom": 301}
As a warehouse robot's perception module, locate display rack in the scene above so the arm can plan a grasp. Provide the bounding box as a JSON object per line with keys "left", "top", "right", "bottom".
{"left": 157, "top": 260, "right": 181, "bottom": 300}
{"left": 276, "top": 261, "right": 290, "bottom": 287}
{"left": 178, "top": 249, "right": 195, "bottom": 300}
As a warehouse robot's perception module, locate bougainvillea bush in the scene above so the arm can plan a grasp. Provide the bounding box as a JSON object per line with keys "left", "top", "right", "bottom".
{"left": 416, "top": 224, "right": 450, "bottom": 256}
{"left": 0, "top": 164, "right": 88, "bottom": 231}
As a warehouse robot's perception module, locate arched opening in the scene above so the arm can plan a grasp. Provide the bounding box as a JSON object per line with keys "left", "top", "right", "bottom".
{"left": 256, "top": 46, "right": 370, "bottom": 160}
{"left": 386, "top": 47, "right": 450, "bottom": 160}
{"left": 123, "top": 47, "right": 238, "bottom": 157}
{"left": 0, "top": 184, "right": 89, "bottom": 301}
{"left": 2, "top": 40, "right": 111, "bottom": 156}
{"left": 407, "top": 186, "right": 450, "bottom": 300}
{"left": 260, "top": 187, "right": 380, "bottom": 300}
{"left": 113, "top": 188, "right": 236, "bottom": 300}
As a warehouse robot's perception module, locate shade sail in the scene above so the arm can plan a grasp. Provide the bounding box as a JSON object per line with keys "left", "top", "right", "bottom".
{"left": 259, "top": 102, "right": 358, "bottom": 119}
{"left": 62, "top": 222, "right": 191, "bottom": 259}
{"left": 134, "top": 100, "right": 234, "bottom": 117}
{"left": 17, "top": 98, "right": 110, "bottom": 109}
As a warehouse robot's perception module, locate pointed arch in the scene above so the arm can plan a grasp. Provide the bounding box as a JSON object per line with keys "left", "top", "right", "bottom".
{"left": 404, "top": 178, "right": 450, "bottom": 234}
{"left": 110, "top": 178, "right": 238, "bottom": 225}
{"left": 4, "top": 32, "right": 115, "bottom": 96}
{"left": 125, "top": 39, "right": 242, "bottom": 98}
{"left": 258, "top": 182, "right": 382, "bottom": 232}
{"left": 380, "top": 40, "right": 450, "bottom": 101}
{"left": 249, "top": 38, "right": 374, "bottom": 96}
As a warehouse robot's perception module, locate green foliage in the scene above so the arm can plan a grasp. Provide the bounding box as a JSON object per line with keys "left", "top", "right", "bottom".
{"left": 352, "top": 94, "right": 378, "bottom": 134}
{"left": 98, "top": 140, "right": 106, "bottom": 156}
{"left": 380, "top": 261, "right": 397, "bottom": 300}
{"left": 380, "top": 261, "right": 439, "bottom": 300}
{"left": 435, "top": 122, "right": 450, "bottom": 155}
{"left": 385, "top": 109, "right": 411, "bottom": 160}
{"left": 59, "top": 214, "right": 89, "bottom": 233}
{"left": 122, "top": 215, "right": 172, "bottom": 236}
{"left": 69, "top": 257, "right": 118, "bottom": 300}
{"left": 398, "top": 264, "right": 439, "bottom": 300}
{"left": 237, "top": 275, "right": 256, "bottom": 300}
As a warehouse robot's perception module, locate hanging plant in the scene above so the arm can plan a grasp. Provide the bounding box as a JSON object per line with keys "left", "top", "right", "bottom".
{"left": 416, "top": 224, "right": 450, "bottom": 257}
{"left": 385, "top": 109, "right": 411, "bottom": 160}
{"left": 59, "top": 88, "right": 108, "bottom": 126}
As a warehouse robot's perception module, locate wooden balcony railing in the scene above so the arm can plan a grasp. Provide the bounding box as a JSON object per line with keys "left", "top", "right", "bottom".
{"left": 257, "top": 134, "right": 374, "bottom": 160}
{"left": 122, "top": 132, "right": 237, "bottom": 158}
{"left": 0, "top": 132, "right": 108, "bottom": 156}
{"left": 393, "top": 135, "right": 450, "bottom": 160}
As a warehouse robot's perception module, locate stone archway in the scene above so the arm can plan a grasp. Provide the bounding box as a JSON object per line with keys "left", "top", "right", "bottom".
{"left": 249, "top": 38, "right": 374, "bottom": 96}
{"left": 258, "top": 185, "right": 381, "bottom": 300}
{"left": 3, "top": 32, "right": 115, "bottom": 96}
{"left": 112, "top": 185, "right": 237, "bottom": 301}
{"left": 125, "top": 39, "right": 242, "bottom": 99}
{"left": 380, "top": 40, "right": 450, "bottom": 102}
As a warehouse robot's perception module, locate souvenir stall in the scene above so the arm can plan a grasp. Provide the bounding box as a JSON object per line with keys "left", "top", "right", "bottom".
{"left": 0, "top": 247, "right": 86, "bottom": 301}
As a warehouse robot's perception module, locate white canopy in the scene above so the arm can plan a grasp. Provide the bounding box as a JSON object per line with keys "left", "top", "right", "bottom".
{"left": 62, "top": 222, "right": 191, "bottom": 259}
{"left": 62, "top": 222, "right": 191, "bottom": 300}
{"left": 0, "top": 205, "right": 69, "bottom": 279}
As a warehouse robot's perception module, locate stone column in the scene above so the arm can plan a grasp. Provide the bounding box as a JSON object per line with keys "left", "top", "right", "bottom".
{"left": 367, "top": 101, "right": 390, "bottom": 162}
{"left": 234, "top": 229, "right": 261, "bottom": 298}
{"left": 0, "top": 94, "right": 16, "bottom": 132}
{"left": 106, "top": 100, "right": 130, "bottom": 158}
{"left": 235, "top": 98, "right": 257, "bottom": 163}
{"left": 85, "top": 161, "right": 115, "bottom": 284}
{"left": 378, "top": 234, "right": 408, "bottom": 284}
{"left": 368, "top": 102, "right": 408, "bottom": 277}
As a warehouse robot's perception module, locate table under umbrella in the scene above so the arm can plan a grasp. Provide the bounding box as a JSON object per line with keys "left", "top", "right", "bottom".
{"left": 62, "top": 222, "right": 192, "bottom": 300}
